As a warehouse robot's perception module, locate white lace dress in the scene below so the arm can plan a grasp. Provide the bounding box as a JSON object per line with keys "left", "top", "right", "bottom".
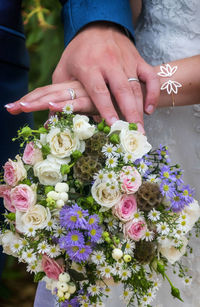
{"left": 134, "top": 1, "right": 200, "bottom": 306}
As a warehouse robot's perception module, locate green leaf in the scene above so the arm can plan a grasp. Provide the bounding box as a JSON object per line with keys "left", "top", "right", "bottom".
{"left": 41, "top": 144, "right": 50, "bottom": 157}
{"left": 68, "top": 269, "right": 86, "bottom": 281}
{"left": 34, "top": 272, "right": 46, "bottom": 282}
{"left": 121, "top": 242, "right": 127, "bottom": 253}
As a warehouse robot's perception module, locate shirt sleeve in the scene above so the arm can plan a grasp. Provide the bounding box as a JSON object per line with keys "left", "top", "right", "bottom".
{"left": 59, "top": 0, "right": 135, "bottom": 46}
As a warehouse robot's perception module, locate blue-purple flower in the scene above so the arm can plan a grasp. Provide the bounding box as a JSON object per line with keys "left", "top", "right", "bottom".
{"left": 87, "top": 226, "right": 102, "bottom": 243}
{"left": 67, "top": 244, "right": 92, "bottom": 262}
{"left": 160, "top": 180, "right": 175, "bottom": 198}
{"left": 87, "top": 214, "right": 100, "bottom": 230}
{"left": 60, "top": 204, "right": 88, "bottom": 230}
{"left": 61, "top": 297, "right": 79, "bottom": 307}
{"left": 59, "top": 231, "right": 85, "bottom": 250}
{"left": 170, "top": 192, "right": 186, "bottom": 212}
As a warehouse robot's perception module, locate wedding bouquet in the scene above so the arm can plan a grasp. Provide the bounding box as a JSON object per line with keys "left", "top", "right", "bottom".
{"left": 0, "top": 106, "right": 200, "bottom": 307}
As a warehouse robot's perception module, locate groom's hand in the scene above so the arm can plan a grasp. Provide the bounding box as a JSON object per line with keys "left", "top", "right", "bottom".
{"left": 53, "top": 23, "right": 160, "bottom": 129}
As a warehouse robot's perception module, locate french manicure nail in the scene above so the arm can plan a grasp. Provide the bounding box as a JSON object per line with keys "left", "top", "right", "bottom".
{"left": 4, "top": 104, "right": 14, "bottom": 108}
{"left": 49, "top": 102, "right": 56, "bottom": 106}
{"left": 20, "top": 102, "right": 28, "bottom": 106}
{"left": 137, "top": 123, "right": 145, "bottom": 134}
{"left": 146, "top": 104, "right": 154, "bottom": 114}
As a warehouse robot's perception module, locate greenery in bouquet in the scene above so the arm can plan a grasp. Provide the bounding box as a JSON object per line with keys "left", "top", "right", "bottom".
{"left": 0, "top": 107, "right": 200, "bottom": 307}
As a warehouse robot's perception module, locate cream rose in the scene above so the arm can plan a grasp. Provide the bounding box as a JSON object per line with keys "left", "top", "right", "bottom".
{"left": 0, "top": 230, "right": 21, "bottom": 257}
{"left": 47, "top": 127, "right": 85, "bottom": 158}
{"left": 34, "top": 155, "right": 70, "bottom": 186}
{"left": 91, "top": 180, "right": 121, "bottom": 209}
{"left": 183, "top": 199, "right": 200, "bottom": 231}
{"left": 73, "top": 115, "right": 95, "bottom": 140}
{"left": 16, "top": 204, "right": 51, "bottom": 233}
{"left": 120, "top": 128, "right": 152, "bottom": 160}
{"left": 159, "top": 236, "right": 188, "bottom": 264}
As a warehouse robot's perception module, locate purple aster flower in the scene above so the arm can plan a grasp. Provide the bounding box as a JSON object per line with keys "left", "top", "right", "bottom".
{"left": 180, "top": 185, "right": 194, "bottom": 204}
{"left": 170, "top": 192, "right": 186, "bottom": 212}
{"left": 87, "top": 214, "right": 100, "bottom": 230}
{"left": 60, "top": 204, "right": 88, "bottom": 230}
{"left": 157, "top": 145, "right": 171, "bottom": 163}
{"left": 160, "top": 165, "right": 176, "bottom": 181}
{"left": 61, "top": 297, "right": 79, "bottom": 307}
{"left": 160, "top": 180, "right": 175, "bottom": 198}
{"left": 87, "top": 226, "right": 102, "bottom": 243}
{"left": 65, "top": 231, "right": 85, "bottom": 247}
{"left": 67, "top": 244, "right": 92, "bottom": 262}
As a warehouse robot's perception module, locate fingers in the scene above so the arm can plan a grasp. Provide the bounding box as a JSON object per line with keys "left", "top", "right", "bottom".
{"left": 137, "top": 62, "right": 160, "bottom": 114}
{"left": 77, "top": 70, "right": 119, "bottom": 125}
{"left": 48, "top": 97, "right": 98, "bottom": 115}
{"left": 104, "top": 68, "right": 144, "bottom": 131}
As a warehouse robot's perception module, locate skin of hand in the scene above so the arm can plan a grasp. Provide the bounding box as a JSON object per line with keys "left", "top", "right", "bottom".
{"left": 52, "top": 22, "right": 160, "bottom": 129}
{"left": 5, "top": 55, "right": 200, "bottom": 120}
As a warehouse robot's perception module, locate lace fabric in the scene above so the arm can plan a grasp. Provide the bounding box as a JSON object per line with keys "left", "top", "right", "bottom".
{"left": 135, "top": 1, "right": 200, "bottom": 306}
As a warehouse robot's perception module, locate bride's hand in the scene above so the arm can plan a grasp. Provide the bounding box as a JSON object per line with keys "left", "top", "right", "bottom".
{"left": 5, "top": 81, "right": 98, "bottom": 115}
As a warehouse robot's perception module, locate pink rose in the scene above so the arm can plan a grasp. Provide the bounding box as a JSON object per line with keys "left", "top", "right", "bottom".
{"left": 3, "top": 155, "right": 27, "bottom": 187}
{"left": 42, "top": 255, "right": 64, "bottom": 280}
{"left": 120, "top": 167, "right": 142, "bottom": 194}
{"left": 23, "top": 142, "right": 43, "bottom": 165}
{"left": 11, "top": 184, "right": 36, "bottom": 212}
{"left": 123, "top": 218, "right": 147, "bottom": 241}
{"left": 0, "top": 185, "right": 15, "bottom": 212}
{"left": 113, "top": 195, "right": 137, "bottom": 222}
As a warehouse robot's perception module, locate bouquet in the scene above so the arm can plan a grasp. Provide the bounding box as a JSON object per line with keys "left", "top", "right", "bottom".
{"left": 0, "top": 105, "right": 200, "bottom": 307}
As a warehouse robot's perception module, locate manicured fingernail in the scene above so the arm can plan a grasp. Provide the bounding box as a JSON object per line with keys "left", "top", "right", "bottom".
{"left": 137, "top": 123, "right": 145, "bottom": 134}
{"left": 20, "top": 102, "right": 28, "bottom": 106}
{"left": 4, "top": 104, "right": 14, "bottom": 109}
{"left": 49, "top": 102, "right": 56, "bottom": 106}
{"left": 146, "top": 104, "right": 154, "bottom": 114}
{"left": 110, "top": 117, "right": 118, "bottom": 125}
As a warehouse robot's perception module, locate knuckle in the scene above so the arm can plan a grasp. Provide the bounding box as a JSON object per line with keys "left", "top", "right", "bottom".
{"left": 115, "top": 84, "right": 132, "bottom": 96}
{"left": 131, "top": 84, "right": 142, "bottom": 97}
{"left": 92, "top": 84, "right": 109, "bottom": 96}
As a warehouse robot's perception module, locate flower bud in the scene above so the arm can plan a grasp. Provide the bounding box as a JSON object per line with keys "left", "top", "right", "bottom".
{"left": 109, "top": 133, "right": 120, "bottom": 144}
{"left": 57, "top": 290, "right": 64, "bottom": 298}
{"left": 59, "top": 272, "right": 70, "bottom": 283}
{"left": 64, "top": 292, "right": 71, "bottom": 300}
{"left": 112, "top": 248, "right": 123, "bottom": 260}
{"left": 123, "top": 255, "right": 132, "bottom": 262}
{"left": 55, "top": 182, "right": 69, "bottom": 193}
{"left": 68, "top": 282, "right": 76, "bottom": 294}
{"left": 59, "top": 192, "right": 69, "bottom": 202}
{"left": 47, "top": 191, "right": 59, "bottom": 200}
{"left": 57, "top": 282, "right": 69, "bottom": 292}
{"left": 129, "top": 123, "right": 138, "bottom": 130}
{"left": 56, "top": 199, "right": 65, "bottom": 208}
{"left": 72, "top": 150, "right": 82, "bottom": 160}
{"left": 103, "top": 126, "right": 111, "bottom": 134}
{"left": 60, "top": 164, "right": 71, "bottom": 175}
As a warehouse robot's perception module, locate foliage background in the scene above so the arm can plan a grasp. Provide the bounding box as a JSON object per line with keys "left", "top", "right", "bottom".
{"left": 23, "top": 0, "right": 64, "bottom": 127}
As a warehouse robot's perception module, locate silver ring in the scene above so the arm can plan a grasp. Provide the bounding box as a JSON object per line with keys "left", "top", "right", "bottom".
{"left": 128, "top": 77, "right": 140, "bottom": 83}
{"left": 67, "top": 88, "right": 76, "bottom": 100}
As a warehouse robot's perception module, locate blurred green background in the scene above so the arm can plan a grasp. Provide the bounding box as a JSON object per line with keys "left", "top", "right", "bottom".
{"left": 24, "top": 0, "right": 64, "bottom": 127}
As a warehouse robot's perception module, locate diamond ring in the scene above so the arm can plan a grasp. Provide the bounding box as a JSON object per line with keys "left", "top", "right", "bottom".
{"left": 68, "top": 88, "right": 76, "bottom": 100}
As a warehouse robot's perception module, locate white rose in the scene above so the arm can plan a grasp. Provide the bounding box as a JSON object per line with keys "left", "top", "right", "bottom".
{"left": 183, "top": 199, "right": 200, "bottom": 231}
{"left": 16, "top": 204, "right": 51, "bottom": 232}
{"left": 73, "top": 115, "right": 95, "bottom": 140}
{"left": 120, "top": 128, "right": 152, "bottom": 160}
{"left": 91, "top": 179, "right": 121, "bottom": 209}
{"left": 47, "top": 127, "right": 85, "bottom": 158}
{"left": 0, "top": 230, "right": 21, "bottom": 257}
{"left": 34, "top": 155, "right": 70, "bottom": 186}
{"left": 109, "top": 120, "right": 129, "bottom": 135}
{"left": 159, "top": 236, "right": 188, "bottom": 264}
{"left": 55, "top": 182, "right": 69, "bottom": 193}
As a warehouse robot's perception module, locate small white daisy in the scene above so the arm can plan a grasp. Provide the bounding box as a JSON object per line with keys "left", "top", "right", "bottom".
{"left": 142, "top": 230, "right": 154, "bottom": 242}
{"left": 63, "top": 103, "right": 73, "bottom": 114}
{"left": 46, "top": 219, "right": 57, "bottom": 231}
{"left": 22, "top": 249, "right": 37, "bottom": 264}
{"left": 49, "top": 115, "right": 58, "bottom": 126}
{"left": 183, "top": 276, "right": 192, "bottom": 286}
{"left": 133, "top": 211, "right": 143, "bottom": 221}
{"left": 156, "top": 222, "right": 170, "bottom": 235}
{"left": 147, "top": 174, "right": 160, "bottom": 184}
{"left": 138, "top": 162, "right": 148, "bottom": 175}
{"left": 132, "top": 263, "right": 140, "bottom": 273}
{"left": 47, "top": 245, "right": 61, "bottom": 258}
{"left": 91, "top": 251, "right": 106, "bottom": 265}
{"left": 120, "top": 289, "right": 133, "bottom": 302}
{"left": 112, "top": 261, "right": 123, "bottom": 276}
{"left": 93, "top": 170, "right": 105, "bottom": 181}
{"left": 123, "top": 153, "right": 135, "bottom": 163}
{"left": 106, "top": 157, "right": 118, "bottom": 168}
{"left": 24, "top": 226, "right": 36, "bottom": 237}
{"left": 27, "top": 260, "right": 42, "bottom": 273}
{"left": 88, "top": 285, "right": 101, "bottom": 296}
{"left": 99, "top": 264, "right": 113, "bottom": 279}
{"left": 103, "top": 286, "right": 111, "bottom": 295}
{"left": 148, "top": 209, "right": 161, "bottom": 222}
{"left": 120, "top": 269, "right": 131, "bottom": 281}
{"left": 37, "top": 241, "right": 50, "bottom": 254}
{"left": 53, "top": 226, "right": 66, "bottom": 238}
{"left": 106, "top": 171, "right": 117, "bottom": 182}
{"left": 121, "top": 239, "right": 135, "bottom": 255}
{"left": 102, "top": 144, "right": 117, "bottom": 158}
{"left": 11, "top": 239, "right": 23, "bottom": 253}
{"left": 104, "top": 217, "right": 118, "bottom": 231}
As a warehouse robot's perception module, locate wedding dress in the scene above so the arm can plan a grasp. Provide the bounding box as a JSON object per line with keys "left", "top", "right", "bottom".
{"left": 34, "top": 1, "right": 200, "bottom": 306}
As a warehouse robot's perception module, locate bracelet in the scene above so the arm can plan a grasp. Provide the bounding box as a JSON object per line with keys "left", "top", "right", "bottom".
{"left": 157, "top": 64, "right": 182, "bottom": 107}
